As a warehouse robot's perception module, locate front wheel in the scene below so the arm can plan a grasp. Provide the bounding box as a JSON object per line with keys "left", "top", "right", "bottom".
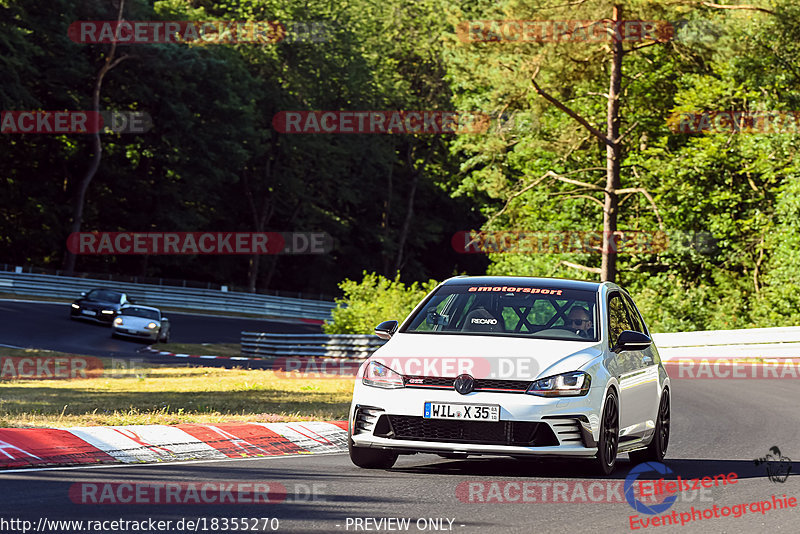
{"left": 594, "top": 389, "right": 619, "bottom": 475}
{"left": 629, "top": 389, "right": 670, "bottom": 464}
{"left": 348, "top": 426, "right": 397, "bottom": 469}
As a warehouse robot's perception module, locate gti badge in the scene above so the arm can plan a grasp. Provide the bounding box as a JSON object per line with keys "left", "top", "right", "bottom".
{"left": 454, "top": 374, "right": 474, "bottom": 395}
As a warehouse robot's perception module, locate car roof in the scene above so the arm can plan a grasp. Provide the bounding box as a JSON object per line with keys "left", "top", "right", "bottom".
{"left": 441, "top": 275, "right": 615, "bottom": 292}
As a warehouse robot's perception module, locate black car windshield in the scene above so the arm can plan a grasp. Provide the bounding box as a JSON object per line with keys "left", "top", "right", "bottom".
{"left": 120, "top": 307, "right": 159, "bottom": 320}
{"left": 403, "top": 283, "right": 599, "bottom": 341}
{"left": 85, "top": 289, "right": 123, "bottom": 302}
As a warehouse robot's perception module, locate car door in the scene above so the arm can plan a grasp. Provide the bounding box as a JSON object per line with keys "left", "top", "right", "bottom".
{"left": 607, "top": 292, "right": 652, "bottom": 440}
{"left": 622, "top": 292, "right": 661, "bottom": 431}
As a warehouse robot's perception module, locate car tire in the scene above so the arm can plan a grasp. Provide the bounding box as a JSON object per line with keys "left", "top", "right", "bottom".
{"left": 629, "top": 389, "right": 670, "bottom": 464}
{"left": 160, "top": 331, "right": 170, "bottom": 343}
{"left": 348, "top": 424, "right": 398, "bottom": 469}
{"left": 594, "top": 388, "right": 619, "bottom": 476}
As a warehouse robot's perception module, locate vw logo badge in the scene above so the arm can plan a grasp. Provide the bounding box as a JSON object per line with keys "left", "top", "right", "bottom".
{"left": 454, "top": 374, "right": 474, "bottom": 395}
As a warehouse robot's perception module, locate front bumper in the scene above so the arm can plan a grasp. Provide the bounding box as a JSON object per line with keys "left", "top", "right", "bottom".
{"left": 112, "top": 326, "right": 159, "bottom": 341}
{"left": 349, "top": 383, "right": 605, "bottom": 458}
{"left": 71, "top": 307, "right": 117, "bottom": 324}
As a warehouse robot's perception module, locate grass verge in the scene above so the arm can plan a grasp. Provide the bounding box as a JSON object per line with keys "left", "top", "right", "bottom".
{"left": 0, "top": 347, "right": 353, "bottom": 428}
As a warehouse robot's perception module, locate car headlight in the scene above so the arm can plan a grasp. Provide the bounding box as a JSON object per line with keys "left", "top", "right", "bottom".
{"left": 527, "top": 371, "right": 591, "bottom": 397}
{"left": 113, "top": 317, "right": 123, "bottom": 326}
{"left": 362, "top": 361, "right": 404, "bottom": 389}
{"left": 146, "top": 322, "right": 158, "bottom": 329}
{"left": 71, "top": 303, "right": 80, "bottom": 309}
{"left": 101, "top": 309, "right": 115, "bottom": 315}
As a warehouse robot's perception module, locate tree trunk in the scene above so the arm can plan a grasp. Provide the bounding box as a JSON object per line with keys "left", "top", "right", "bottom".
{"left": 62, "top": 0, "right": 127, "bottom": 275}
{"left": 381, "top": 146, "right": 394, "bottom": 276}
{"left": 393, "top": 148, "right": 420, "bottom": 275}
{"left": 601, "top": 5, "right": 623, "bottom": 283}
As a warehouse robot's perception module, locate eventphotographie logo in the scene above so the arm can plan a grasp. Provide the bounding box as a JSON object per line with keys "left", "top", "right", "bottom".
{"left": 754, "top": 446, "right": 792, "bottom": 483}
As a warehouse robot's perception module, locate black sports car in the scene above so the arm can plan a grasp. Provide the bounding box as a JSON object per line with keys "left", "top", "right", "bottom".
{"left": 70, "top": 288, "right": 133, "bottom": 324}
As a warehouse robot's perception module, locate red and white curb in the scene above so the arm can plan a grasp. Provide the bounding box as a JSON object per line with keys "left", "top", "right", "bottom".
{"left": 0, "top": 421, "right": 348, "bottom": 469}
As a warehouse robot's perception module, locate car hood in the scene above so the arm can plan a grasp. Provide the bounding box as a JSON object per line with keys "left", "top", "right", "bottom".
{"left": 369, "top": 332, "right": 603, "bottom": 381}
{"left": 116, "top": 316, "right": 159, "bottom": 328}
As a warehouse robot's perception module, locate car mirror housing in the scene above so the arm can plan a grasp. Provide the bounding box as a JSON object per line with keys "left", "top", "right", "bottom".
{"left": 374, "top": 320, "right": 399, "bottom": 340}
{"left": 611, "top": 330, "right": 652, "bottom": 353}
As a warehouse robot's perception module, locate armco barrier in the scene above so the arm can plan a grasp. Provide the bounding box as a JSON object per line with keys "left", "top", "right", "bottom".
{"left": 0, "top": 272, "right": 335, "bottom": 321}
{"left": 652, "top": 326, "right": 800, "bottom": 360}
{"left": 239, "top": 327, "right": 800, "bottom": 362}
{"left": 240, "top": 332, "right": 385, "bottom": 360}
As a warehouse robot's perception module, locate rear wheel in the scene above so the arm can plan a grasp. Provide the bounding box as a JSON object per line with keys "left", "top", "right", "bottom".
{"left": 348, "top": 422, "right": 398, "bottom": 469}
{"left": 629, "top": 389, "right": 670, "bottom": 464}
{"left": 594, "top": 389, "right": 619, "bottom": 475}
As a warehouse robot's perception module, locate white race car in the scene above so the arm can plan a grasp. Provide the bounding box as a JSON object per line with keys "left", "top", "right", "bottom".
{"left": 111, "top": 305, "right": 170, "bottom": 343}
{"left": 348, "top": 276, "right": 670, "bottom": 475}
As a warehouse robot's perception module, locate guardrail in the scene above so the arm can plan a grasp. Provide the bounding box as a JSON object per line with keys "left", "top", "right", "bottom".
{"left": 240, "top": 332, "right": 385, "bottom": 360}
{"left": 652, "top": 326, "right": 800, "bottom": 360}
{"left": 0, "top": 272, "right": 336, "bottom": 321}
{"left": 238, "top": 327, "right": 800, "bottom": 362}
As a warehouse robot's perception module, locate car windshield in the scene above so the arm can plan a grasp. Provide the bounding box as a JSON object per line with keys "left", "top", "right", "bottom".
{"left": 120, "top": 307, "right": 159, "bottom": 320}
{"left": 86, "top": 289, "right": 123, "bottom": 302}
{"left": 403, "top": 283, "right": 598, "bottom": 341}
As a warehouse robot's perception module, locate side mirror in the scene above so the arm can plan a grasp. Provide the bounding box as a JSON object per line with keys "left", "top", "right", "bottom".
{"left": 611, "top": 330, "right": 652, "bottom": 353}
{"left": 374, "top": 320, "right": 398, "bottom": 340}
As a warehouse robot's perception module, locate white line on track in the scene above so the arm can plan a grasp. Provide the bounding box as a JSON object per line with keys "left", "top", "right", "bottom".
{"left": 0, "top": 451, "right": 347, "bottom": 475}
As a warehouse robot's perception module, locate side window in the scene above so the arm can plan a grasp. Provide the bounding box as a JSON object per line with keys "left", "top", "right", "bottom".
{"left": 622, "top": 294, "right": 646, "bottom": 334}
{"left": 607, "top": 293, "right": 632, "bottom": 348}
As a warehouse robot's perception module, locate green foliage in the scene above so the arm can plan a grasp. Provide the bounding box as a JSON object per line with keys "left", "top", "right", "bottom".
{"left": 323, "top": 272, "right": 439, "bottom": 334}
{"left": 3, "top": 0, "right": 800, "bottom": 332}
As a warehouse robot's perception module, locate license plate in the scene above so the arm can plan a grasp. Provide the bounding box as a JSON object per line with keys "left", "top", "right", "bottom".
{"left": 81, "top": 310, "right": 96, "bottom": 316}
{"left": 424, "top": 402, "right": 500, "bottom": 421}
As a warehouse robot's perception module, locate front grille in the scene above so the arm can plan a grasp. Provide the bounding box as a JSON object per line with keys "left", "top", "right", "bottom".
{"left": 403, "top": 376, "right": 530, "bottom": 393}
{"left": 375, "top": 415, "right": 558, "bottom": 447}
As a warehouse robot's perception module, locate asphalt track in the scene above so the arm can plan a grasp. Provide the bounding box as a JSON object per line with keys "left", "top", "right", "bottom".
{"left": 1, "top": 300, "right": 798, "bottom": 532}
{"left": 0, "top": 379, "right": 798, "bottom": 533}
{"left": 0, "top": 299, "right": 320, "bottom": 368}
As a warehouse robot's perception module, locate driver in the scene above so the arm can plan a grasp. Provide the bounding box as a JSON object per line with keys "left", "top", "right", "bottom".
{"left": 566, "top": 306, "right": 593, "bottom": 338}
